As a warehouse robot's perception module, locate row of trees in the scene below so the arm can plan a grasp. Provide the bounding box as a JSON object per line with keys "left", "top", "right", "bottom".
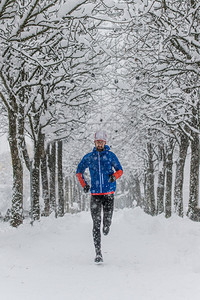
{"left": 1, "top": 0, "right": 200, "bottom": 225}
{"left": 104, "top": 0, "right": 200, "bottom": 220}
{"left": 0, "top": 0, "right": 128, "bottom": 226}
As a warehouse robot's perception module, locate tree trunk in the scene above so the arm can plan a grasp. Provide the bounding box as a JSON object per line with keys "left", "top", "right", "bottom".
{"left": 65, "top": 176, "right": 70, "bottom": 213}
{"left": 165, "top": 139, "right": 174, "bottom": 218}
{"left": 157, "top": 144, "right": 165, "bottom": 214}
{"left": 174, "top": 133, "right": 189, "bottom": 217}
{"left": 32, "top": 159, "right": 40, "bottom": 220}
{"left": 187, "top": 131, "right": 199, "bottom": 219}
{"left": 9, "top": 112, "right": 23, "bottom": 227}
{"left": 57, "top": 140, "right": 64, "bottom": 217}
{"left": 157, "top": 171, "right": 165, "bottom": 214}
{"left": 133, "top": 175, "right": 143, "bottom": 207}
{"left": 31, "top": 131, "right": 44, "bottom": 221}
{"left": 41, "top": 137, "right": 50, "bottom": 217}
{"left": 145, "top": 142, "right": 155, "bottom": 216}
{"left": 48, "top": 142, "right": 57, "bottom": 216}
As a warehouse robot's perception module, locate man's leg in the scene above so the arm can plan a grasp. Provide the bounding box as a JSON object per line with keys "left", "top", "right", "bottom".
{"left": 90, "top": 195, "right": 102, "bottom": 256}
{"left": 102, "top": 194, "right": 114, "bottom": 235}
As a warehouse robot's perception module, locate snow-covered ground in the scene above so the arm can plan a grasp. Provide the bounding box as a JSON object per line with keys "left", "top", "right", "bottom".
{"left": 1, "top": 207, "right": 200, "bottom": 300}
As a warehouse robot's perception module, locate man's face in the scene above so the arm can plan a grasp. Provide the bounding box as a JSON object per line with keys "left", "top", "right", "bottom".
{"left": 95, "top": 140, "right": 106, "bottom": 151}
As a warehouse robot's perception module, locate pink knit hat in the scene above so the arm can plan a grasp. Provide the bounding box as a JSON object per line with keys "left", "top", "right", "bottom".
{"left": 94, "top": 131, "right": 107, "bottom": 142}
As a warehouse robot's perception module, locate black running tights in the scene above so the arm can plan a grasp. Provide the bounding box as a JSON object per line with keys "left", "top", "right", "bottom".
{"left": 90, "top": 194, "right": 114, "bottom": 254}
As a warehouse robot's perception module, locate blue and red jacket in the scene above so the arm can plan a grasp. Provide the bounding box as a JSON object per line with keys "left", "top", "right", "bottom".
{"left": 76, "top": 145, "right": 123, "bottom": 195}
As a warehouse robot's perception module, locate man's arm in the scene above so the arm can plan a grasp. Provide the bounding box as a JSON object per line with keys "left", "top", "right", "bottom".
{"left": 77, "top": 172, "right": 90, "bottom": 193}
{"left": 109, "top": 153, "right": 123, "bottom": 182}
{"left": 76, "top": 155, "right": 90, "bottom": 191}
{"left": 113, "top": 169, "right": 123, "bottom": 179}
{"left": 76, "top": 173, "right": 86, "bottom": 188}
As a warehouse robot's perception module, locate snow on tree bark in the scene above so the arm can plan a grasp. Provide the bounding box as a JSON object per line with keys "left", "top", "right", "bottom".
{"left": 41, "top": 136, "right": 50, "bottom": 217}
{"left": 31, "top": 130, "right": 45, "bottom": 221}
{"left": 165, "top": 139, "right": 174, "bottom": 219}
{"left": 157, "top": 144, "right": 166, "bottom": 215}
{"left": 32, "top": 163, "right": 40, "bottom": 221}
{"left": 133, "top": 175, "right": 143, "bottom": 208}
{"left": 41, "top": 156, "right": 50, "bottom": 217}
{"left": 64, "top": 177, "right": 70, "bottom": 213}
{"left": 144, "top": 142, "right": 155, "bottom": 216}
{"left": 57, "top": 140, "right": 64, "bottom": 217}
{"left": 48, "top": 142, "right": 57, "bottom": 216}
{"left": 8, "top": 112, "right": 23, "bottom": 227}
{"left": 188, "top": 131, "right": 199, "bottom": 220}
{"left": 174, "top": 133, "right": 189, "bottom": 217}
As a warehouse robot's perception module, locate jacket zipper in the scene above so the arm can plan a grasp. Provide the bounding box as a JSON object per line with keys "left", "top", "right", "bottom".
{"left": 98, "top": 152, "right": 102, "bottom": 193}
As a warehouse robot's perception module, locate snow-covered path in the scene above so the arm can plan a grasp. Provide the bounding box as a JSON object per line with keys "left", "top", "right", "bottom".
{"left": 1, "top": 208, "right": 200, "bottom": 300}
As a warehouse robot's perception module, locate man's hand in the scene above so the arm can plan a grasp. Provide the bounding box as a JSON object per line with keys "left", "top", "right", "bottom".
{"left": 83, "top": 184, "right": 90, "bottom": 193}
{"left": 109, "top": 174, "right": 116, "bottom": 183}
